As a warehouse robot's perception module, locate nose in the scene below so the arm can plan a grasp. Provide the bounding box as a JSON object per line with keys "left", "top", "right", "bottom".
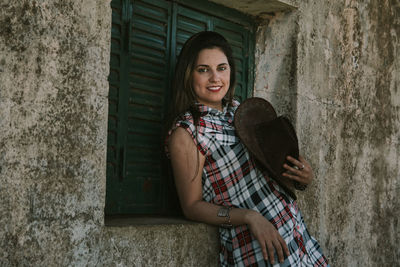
{"left": 209, "top": 69, "right": 220, "bottom": 82}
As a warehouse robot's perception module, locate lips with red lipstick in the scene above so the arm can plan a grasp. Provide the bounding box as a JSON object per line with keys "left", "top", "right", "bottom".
{"left": 207, "top": 85, "right": 223, "bottom": 92}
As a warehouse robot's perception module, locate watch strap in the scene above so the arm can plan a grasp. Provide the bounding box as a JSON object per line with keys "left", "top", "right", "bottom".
{"left": 217, "top": 206, "right": 232, "bottom": 228}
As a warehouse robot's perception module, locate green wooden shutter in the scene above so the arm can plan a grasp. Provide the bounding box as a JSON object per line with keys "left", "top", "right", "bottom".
{"left": 176, "top": 5, "right": 209, "bottom": 48}
{"left": 213, "top": 18, "right": 253, "bottom": 102}
{"left": 106, "top": 0, "right": 125, "bottom": 214}
{"left": 106, "top": 0, "right": 255, "bottom": 215}
{"left": 106, "top": 0, "right": 171, "bottom": 214}
{"left": 125, "top": 0, "right": 171, "bottom": 214}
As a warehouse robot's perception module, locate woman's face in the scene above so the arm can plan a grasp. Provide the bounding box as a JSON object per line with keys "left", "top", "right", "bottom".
{"left": 192, "top": 48, "right": 230, "bottom": 111}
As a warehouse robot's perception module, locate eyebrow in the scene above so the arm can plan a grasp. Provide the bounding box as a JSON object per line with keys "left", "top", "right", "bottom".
{"left": 196, "top": 63, "right": 229, "bottom": 68}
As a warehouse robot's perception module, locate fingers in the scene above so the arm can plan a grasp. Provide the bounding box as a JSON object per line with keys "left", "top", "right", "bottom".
{"left": 265, "top": 241, "right": 274, "bottom": 264}
{"left": 249, "top": 213, "right": 289, "bottom": 264}
{"left": 286, "top": 155, "right": 308, "bottom": 171}
{"left": 274, "top": 235, "right": 290, "bottom": 263}
{"left": 262, "top": 239, "right": 287, "bottom": 264}
{"left": 282, "top": 155, "right": 314, "bottom": 185}
{"left": 261, "top": 242, "right": 269, "bottom": 262}
{"left": 279, "top": 234, "right": 290, "bottom": 257}
{"left": 260, "top": 234, "right": 288, "bottom": 264}
{"left": 272, "top": 239, "right": 284, "bottom": 263}
{"left": 282, "top": 163, "right": 306, "bottom": 183}
{"left": 282, "top": 163, "right": 303, "bottom": 177}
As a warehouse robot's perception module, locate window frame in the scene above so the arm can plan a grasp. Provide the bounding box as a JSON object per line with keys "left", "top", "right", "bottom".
{"left": 105, "top": 0, "right": 256, "bottom": 217}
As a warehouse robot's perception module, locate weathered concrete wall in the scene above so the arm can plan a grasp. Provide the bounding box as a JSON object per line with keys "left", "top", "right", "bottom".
{"left": 0, "top": 0, "right": 219, "bottom": 266}
{"left": 254, "top": 0, "right": 400, "bottom": 266}
{"left": 1, "top": 0, "right": 399, "bottom": 266}
{"left": 0, "top": 0, "right": 110, "bottom": 265}
{"left": 100, "top": 223, "right": 219, "bottom": 266}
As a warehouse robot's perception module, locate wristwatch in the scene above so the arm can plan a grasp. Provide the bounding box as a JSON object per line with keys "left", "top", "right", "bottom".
{"left": 217, "top": 206, "right": 232, "bottom": 228}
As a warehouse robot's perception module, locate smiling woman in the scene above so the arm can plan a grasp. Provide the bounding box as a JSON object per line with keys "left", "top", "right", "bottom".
{"left": 193, "top": 48, "right": 231, "bottom": 111}
{"left": 165, "top": 31, "right": 330, "bottom": 266}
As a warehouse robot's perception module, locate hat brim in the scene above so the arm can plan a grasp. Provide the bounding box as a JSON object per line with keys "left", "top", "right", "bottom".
{"left": 234, "top": 98, "right": 277, "bottom": 166}
{"left": 234, "top": 98, "right": 299, "bottom": 199}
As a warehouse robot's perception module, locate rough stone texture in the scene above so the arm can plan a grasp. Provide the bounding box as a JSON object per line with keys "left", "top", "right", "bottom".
{"left": 0, "top": 1, "right": 220, "bottom": 266}
{"left": 254, "top": 0, "right": 400, "bottom": 266}
{"left": 99, "top": 223, "right": 219, "bottom": 267}
{"left": 0, "top": 0, "right": 111, "bottom": 265}
{"left": 0, "top": 0, "right": 399, "bottom": 266}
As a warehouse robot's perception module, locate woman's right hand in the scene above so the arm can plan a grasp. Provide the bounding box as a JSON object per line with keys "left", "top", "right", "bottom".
{"left": 245, "top": 210, "right": 289, "bottom": 264}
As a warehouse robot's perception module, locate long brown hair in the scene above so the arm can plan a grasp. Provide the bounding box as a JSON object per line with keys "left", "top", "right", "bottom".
{"left": 166, "top": 31, "right": 237, "bottom": 129}
{"left": 163, "top": 31, "right": 237, "bottom": 183}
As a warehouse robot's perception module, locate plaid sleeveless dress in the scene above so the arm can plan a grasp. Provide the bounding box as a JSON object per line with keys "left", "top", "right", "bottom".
{"left": 168, "top": 101, "right": 329, "bottom": 267}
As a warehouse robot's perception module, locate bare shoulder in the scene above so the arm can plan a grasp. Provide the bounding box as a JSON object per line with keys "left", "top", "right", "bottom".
{"left": 168, "top": 126, "right": 205, "bottom": 170}
{"left": 168, "top": 127, "right": 196, "bottom": 152}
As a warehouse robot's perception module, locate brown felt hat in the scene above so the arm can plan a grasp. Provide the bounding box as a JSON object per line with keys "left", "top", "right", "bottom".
{"left": 234, "top": 97, "right": 300, "bottom": 199}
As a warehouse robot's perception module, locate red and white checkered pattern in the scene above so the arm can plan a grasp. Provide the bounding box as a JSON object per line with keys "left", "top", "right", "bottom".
{"left": 167, "top": 101, "right": 329, "bottom": 267}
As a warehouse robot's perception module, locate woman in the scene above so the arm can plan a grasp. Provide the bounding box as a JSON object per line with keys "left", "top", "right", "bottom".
{"left": 165, "top": 31, "right": 329, "bottom": 266}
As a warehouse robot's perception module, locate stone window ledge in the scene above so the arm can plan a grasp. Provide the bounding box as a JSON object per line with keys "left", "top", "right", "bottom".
{"left": 104, "top": 215, "right": 200, "bottom": 227}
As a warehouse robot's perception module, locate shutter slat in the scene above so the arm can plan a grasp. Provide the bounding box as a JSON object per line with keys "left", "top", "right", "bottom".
{"left": 133, "top": 15, "right": 168, "bottom": 36}
{"left": 132, "top": 33, "right": 167, "bottom": 51}
{"left": 128, "top": 119, "right": 162, "bottom": 133}
{"left": 130, "top": 63, "right": 165, "bottom": 80}
{"left": 129, "top": 75, "right": 165, "bottom": 93}
{"left": 126, "top": 149, "right": 161, "bottom": 164}
{"left": 177, "top": 16, "right": 207, "bottom": 33}
{"left": 128, "top": 105, "right": 163, "bottom": 121}
{"left": 127, "top": 133, "right": 161, "bottom": 148}
{"left": 131, "top": 45, "right": 166, "bottom": 63}
{"left": 129, "top": 91, "right": 163, "bottom": 108}
{"left": 133, "top": 0, "right": 169, "bottom": 21}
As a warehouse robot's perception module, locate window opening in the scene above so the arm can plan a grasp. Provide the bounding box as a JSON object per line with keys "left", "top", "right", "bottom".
{"left": 105, "top": 0, "right": 255, "bottom": 216}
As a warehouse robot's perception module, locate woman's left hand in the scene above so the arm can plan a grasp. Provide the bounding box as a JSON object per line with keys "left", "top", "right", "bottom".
{"left": 282, "top": 155, "right": 314, "bottom": 186}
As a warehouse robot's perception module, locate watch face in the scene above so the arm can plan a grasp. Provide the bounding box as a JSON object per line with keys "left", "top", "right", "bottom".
{"left": 218, "top": 207, "right": 230, "bottom": 217}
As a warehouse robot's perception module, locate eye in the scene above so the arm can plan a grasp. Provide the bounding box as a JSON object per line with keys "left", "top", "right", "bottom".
{"left": 218, "top": 65, "right": 228, "bottom": 71}
{"left": 197, "top": 67, "right": 208, "bottom": 73}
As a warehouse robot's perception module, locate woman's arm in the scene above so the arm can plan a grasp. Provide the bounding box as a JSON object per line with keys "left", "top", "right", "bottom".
{"left": 168, "top": 127, "right": 289, "bottom": 264}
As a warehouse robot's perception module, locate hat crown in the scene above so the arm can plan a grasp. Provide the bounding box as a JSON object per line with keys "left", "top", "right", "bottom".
{"left": 234, "top": 97, "right": 299, "bottom": 199}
